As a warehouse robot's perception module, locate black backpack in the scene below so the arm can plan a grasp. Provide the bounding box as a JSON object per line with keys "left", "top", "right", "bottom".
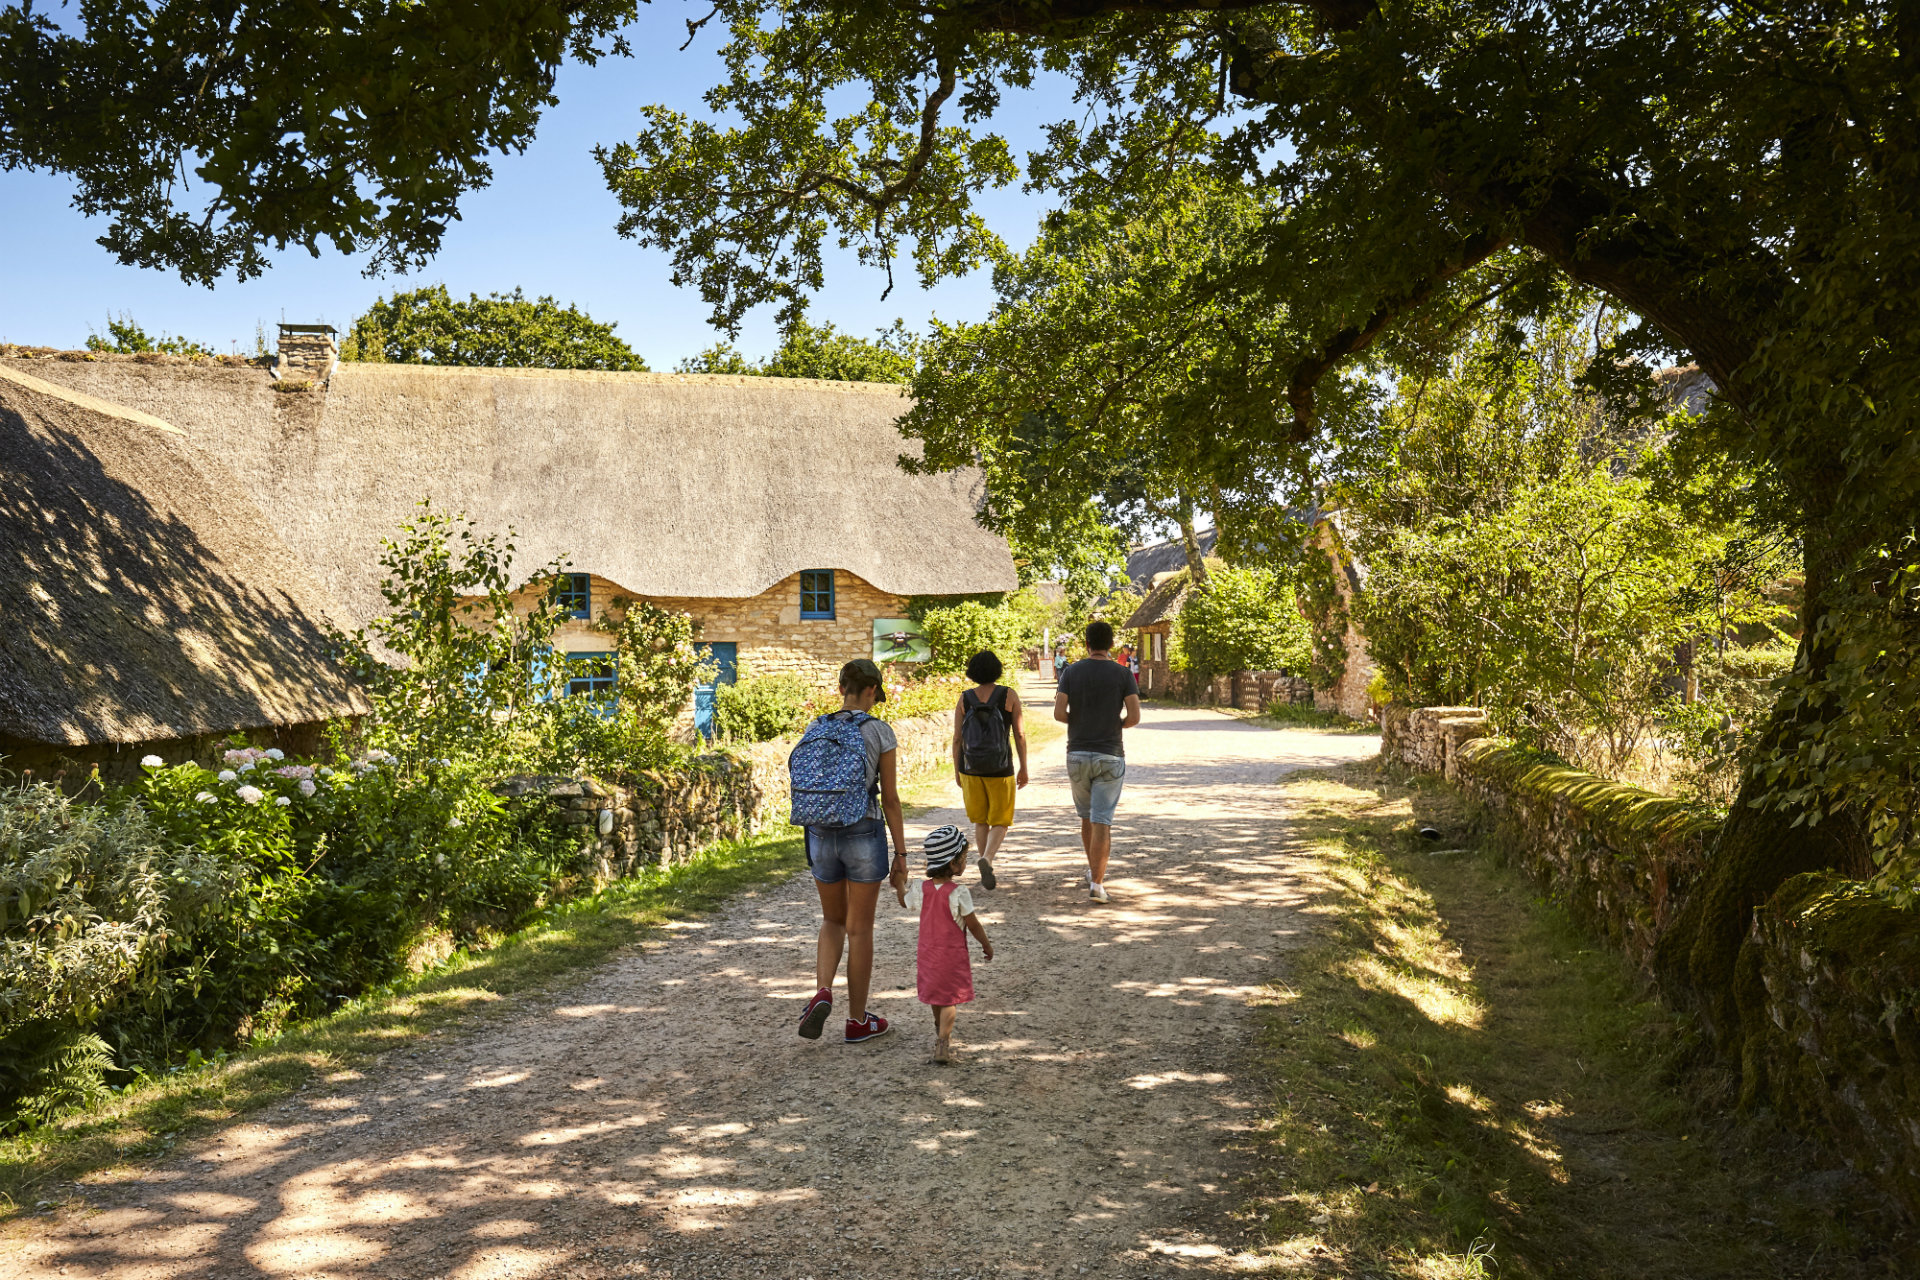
{"left": 960, "top": 686, "right": 1014, "bottom": 775}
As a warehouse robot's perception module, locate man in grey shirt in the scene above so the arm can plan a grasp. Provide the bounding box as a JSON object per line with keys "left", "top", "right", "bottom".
{"left": 1054, "top": 620, "right": 1141, "bottom": 903}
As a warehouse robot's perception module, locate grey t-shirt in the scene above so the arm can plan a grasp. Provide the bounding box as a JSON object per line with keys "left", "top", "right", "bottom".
{"left": 826, "top": 711, "right": 898, "bottom": 820}
{"left": 1059, "top": 658, "right": 1140, "bottom": 758}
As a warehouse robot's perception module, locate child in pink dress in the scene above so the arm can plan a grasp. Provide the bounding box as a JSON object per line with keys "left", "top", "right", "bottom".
{"left": 904, "top": 825, "right": 994, "bottom": 1063}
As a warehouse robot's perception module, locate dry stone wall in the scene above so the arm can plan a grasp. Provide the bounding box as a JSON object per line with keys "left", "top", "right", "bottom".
{"left": 1386, "top": 704, "right": 1920, "bottom": 1220}
{"left": 499, "top": 710, "right": 954, "bottom": 883}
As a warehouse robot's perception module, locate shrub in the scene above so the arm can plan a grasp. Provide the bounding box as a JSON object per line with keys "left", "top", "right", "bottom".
{"left": 714, "top": 672, "right": 812, "bottom": 742}
{"left": 0, "top": 782, "right": 231, "bottom": 1122}
{"left": 918, "top": 599, "right": 1026, "bottom": 674}
{"left": 1175, "top": 567, "right": 1314, "bottom": 689}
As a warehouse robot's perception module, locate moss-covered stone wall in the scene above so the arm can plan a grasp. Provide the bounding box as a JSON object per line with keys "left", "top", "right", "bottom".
{"left": 1386, "top": 705, "right": 1920, "bottom": 1220}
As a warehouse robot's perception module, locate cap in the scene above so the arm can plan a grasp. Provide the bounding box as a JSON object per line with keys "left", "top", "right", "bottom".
{"left": 845, "top": 656, "right": 886, "bottom": 702}
{"left": 923, "top": 824, "right": 968, "bottom": 871}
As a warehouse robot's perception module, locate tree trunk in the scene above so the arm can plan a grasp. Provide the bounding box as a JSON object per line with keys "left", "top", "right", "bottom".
{"left": 1176, "top": 504, "right": 1210, "bottom": 585}
{"left": 1653, "top": 510, "right": 1876, "bottom": 1051}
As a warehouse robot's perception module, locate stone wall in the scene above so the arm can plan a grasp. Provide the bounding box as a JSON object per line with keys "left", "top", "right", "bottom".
{"left": 500, "top": 710, "right": 955, "bottom": 882}
{"left": 1386, "top": 704, "right": 1920, "bottom": 1219}
{"left": 1147, "top": 668, "right": 1320, "bottom": 714}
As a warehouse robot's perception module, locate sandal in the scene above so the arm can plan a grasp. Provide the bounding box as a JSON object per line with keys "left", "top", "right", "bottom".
{"left": 979, "top": 859, "right": 997, "bottom": 891}
{"left": 933, "top": 1035, "right": 954, "bottom": 1064}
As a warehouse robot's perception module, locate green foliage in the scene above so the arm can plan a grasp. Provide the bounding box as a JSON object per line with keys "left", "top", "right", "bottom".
{"left": 535, "top": 599, "right": 706, "bottom": 779}
{"left": 713, "top": 671, "right": 812, "bottom": 743}
{"left": 1, "top": 0, "right": 639, "bottom": 283}
{"left": 677, "top": 318, "right": 917, "bottom": 383}
{"left": 341, "top": 286, "right": 647, "bottom": 370}
{"left": 83, "top": 313, "right": 215, "bottom": 357}
{"left": 335, "top": 504, "right": 572, "bottom": 771}
{"left": 916, "top": 599, "right": 1029, "bottom": 675}
{"left": 1174, "top": 566, "right": 1314, "bottom": 687}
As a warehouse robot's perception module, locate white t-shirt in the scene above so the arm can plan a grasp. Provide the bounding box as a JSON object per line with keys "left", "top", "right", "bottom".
{"left": 903, "top": 879, "right": 975, "bottom": 924}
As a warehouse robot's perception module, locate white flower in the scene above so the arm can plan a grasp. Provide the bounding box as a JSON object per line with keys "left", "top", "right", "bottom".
{"left": 275, "top": 796, "right": 292, "bottom": 807}
{"left": 217, "top": 770, "right": 238, "bottom": 783}
{"left": 447, "top": 816, "right": 463, "bottom": 829}
{"left": 298, "top": 779, "right": 317, "bottom": 797}
{"left": 318, "top": 766, "right": 334, "bottom": 778}
{"left": 265, "top": 748, "right": 285, "bottom": 761}
{"left": 141, "top": 754, "right": 164, "bottom": 769}
{"left": 238, "top": 760, "right": 255, "bottom": 772}
{"left": 195, "top": 791, "right": 216, "bottom": 803}
{"left": 236, "top": 785, "right": 264, "bottom": 805}
{"left": 222, "top": 749, "right": 247, "bottom": 765}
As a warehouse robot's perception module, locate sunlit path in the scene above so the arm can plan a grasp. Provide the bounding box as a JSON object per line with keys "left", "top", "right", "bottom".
{"left": 8, "top": 697, "right": 1378, "bottom": 1280}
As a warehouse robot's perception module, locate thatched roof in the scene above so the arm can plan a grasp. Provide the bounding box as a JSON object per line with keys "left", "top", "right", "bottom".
{"left": 1123, "top": 571, "right": 1193, "bottom": 630}
{"left": 1, "top": 359, "right": 1016, "bottom": 624}
{"left": 0, "top": 366, "right": 367, "bottom": 746}
{"left": 1125, "top": 530, "right": 1217, "bottom": 590}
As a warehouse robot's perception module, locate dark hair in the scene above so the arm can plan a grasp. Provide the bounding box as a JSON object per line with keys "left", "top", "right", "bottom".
{"left": 964, "top": 650, "right": 1003, "bottom": 684}
{"left": 1085, "top": 620, "right": 1115, "bottom": 652}
{"left": 839, "top": 658, "right": 885, "bottom": 701}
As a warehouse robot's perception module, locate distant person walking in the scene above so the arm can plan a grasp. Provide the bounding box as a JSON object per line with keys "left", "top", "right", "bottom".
{"left": 951, "top": 650, "right": 1028, "bottom": 890}
{"left": 1054, "top": 621, "right": 1141, "bottom": 903}
{"left": 790, "top": 659, "right": 909, "bottom": 1044}
{"left": 1052, "top": 648, "right": 1068, "bottom": 683}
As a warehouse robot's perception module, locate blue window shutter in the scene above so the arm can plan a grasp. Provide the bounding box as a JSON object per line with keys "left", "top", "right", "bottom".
{"left": 554, "top": 573, "right": 591, "bottom": 619}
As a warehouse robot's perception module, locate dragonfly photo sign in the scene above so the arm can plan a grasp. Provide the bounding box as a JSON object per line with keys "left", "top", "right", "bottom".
{"left": 872, "top": 618, "right": 930, "bottom": 664}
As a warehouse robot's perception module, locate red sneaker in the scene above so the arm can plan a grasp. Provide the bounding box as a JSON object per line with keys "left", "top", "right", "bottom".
{"left": 844, "top": 1012, "right": 890, "bottom": 1044}
{"left": 797, "top": 988, "right": 833, "bottom": 1040}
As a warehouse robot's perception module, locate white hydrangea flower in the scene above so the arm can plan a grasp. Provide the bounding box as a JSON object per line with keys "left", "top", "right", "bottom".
{"left": 299, "top": 779, "right": 317, "bottom": 797}
{"left": 194, "top": 791, "right": 216, "bottom": 803}
{"left": 141, "top": 754, "right": 164, "bottom": 769}
{"left": 217, "top": 770, "right": 238, "bottom": 783}
{"left": 236, "top": 785, "right": 264, "bottom": 805}
{"left": 238, "top": 760, "right": 255, "bottom": 772}
{"left": 448, "top": 816, "right": 464, "bottom": 829}
{"left": 275, "top": 796, "right": 292, "bottom": 807}
{"left": 265, "top": 748, "right": 285, "bottom": 761}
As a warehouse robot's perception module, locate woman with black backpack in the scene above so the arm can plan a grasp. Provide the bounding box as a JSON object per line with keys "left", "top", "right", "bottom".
{"left": 951, "top": 650, "right": 1029, "bottom": 890}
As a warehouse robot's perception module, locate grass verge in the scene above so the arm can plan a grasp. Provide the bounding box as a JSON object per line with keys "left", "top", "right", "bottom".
{"left": 1248, "top": 761, "right": 1908, "bottom": 1278}
{"left": 0, "top": 826, "right": 805, "bottom": 1222}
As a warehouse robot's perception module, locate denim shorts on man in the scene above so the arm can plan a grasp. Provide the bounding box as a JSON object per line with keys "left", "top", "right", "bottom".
{"left": 1066, "top": 751, "right": 1127, "bottom": 826}
{"left": 805, "top": 815, "right": 892, "bottom": 884}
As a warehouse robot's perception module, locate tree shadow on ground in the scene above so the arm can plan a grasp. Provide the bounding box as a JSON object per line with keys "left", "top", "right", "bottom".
{"left": 1248, "top": 759, "right": 1912, "bottom": 1279}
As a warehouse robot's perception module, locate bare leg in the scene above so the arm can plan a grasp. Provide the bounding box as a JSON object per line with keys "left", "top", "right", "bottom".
{"left": 983, "top": 824, "right": 1008, "bottom": 866}
{"left": 841, "top": 880, "right": 885, "bottom": 1023}
{"left": 1083, "top": 821, "right": 1112, "bottom": 885}
{"left": 814, "top": 879, "right": 848, "bottom": 994}
{"left": 933, "top": 1005, "right": 957, "bottom": 1062}
{"left": 972, "top": 821, "right": 991, "bottom": 863}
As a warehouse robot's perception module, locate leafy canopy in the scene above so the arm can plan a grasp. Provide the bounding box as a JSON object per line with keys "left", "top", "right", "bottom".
{"left": 341, "top": 286, "right": 648, "bottom": 370}
{"left": 677, "top": 318, "right": 916, "bottom": 382}
{"left": 0, "top": 0, "right": 638, "bottom": 284}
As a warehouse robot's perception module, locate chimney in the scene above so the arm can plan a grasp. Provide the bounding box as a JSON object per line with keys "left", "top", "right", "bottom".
{"left": 274, "top": 323, "right": 338, "bottom": 386}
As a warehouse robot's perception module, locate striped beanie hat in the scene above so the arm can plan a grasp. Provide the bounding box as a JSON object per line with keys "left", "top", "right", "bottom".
{"left": 923, "top": 824, "right": 969, "bottom": 872}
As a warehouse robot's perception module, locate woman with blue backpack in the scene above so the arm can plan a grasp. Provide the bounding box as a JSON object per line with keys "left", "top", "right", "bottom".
{"left": 790, "top": 658, "right": 909, "bottom": 1045}
{"left": 950, "top": 650, "right": 1028, "bottom": 890}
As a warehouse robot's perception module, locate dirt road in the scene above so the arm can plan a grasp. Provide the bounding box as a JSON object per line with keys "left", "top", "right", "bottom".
{"left": 8, "top": 701, "right": 1378, "bottom": 1280}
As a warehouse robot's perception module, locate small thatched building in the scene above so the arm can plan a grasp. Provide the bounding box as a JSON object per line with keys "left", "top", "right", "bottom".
{"left": 5, "top": 338, "right": 1016, "bottom": 728}
{"left": 0, "top": 365, "right": 367, "bottom": 781}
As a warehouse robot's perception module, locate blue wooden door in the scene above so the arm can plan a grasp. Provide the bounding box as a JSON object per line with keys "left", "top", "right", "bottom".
{"left": 694, "top": 642, "right": 738, "bottom": 738}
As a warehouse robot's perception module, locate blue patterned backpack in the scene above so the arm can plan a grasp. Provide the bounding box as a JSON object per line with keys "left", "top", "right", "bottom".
{"left": 788, "top": 711, "right": 877, "bottom": 827}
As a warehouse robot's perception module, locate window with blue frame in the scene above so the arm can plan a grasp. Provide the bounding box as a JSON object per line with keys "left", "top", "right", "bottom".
{"left": 799, "top": 569, "right": 835, "bottom": 619}
{"left": 565, "top": 652, "right": 617, "bottom": 699}
{"left": 553, "top": 573, "right": 592, "bottom": 619}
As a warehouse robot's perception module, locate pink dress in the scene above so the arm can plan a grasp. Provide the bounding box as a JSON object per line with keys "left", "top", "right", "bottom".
{"left": 913, "top": 879, "right": 975, "bottom": 1006}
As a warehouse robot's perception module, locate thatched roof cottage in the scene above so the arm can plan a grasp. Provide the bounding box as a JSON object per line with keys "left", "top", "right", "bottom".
{"left": 4, "top": 331, "right": 1015, "bottom": 734}
{"left": 0, "top": 365, "right": 367, "bottom": 781}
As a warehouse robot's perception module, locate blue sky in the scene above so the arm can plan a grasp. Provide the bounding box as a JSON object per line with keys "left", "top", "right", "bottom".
{"left": 0, "top": 3, "right": 1068, "bottom": 364}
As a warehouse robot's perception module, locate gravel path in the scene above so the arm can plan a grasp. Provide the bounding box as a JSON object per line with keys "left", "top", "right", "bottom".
{"left": 7, "top": 700, "right": 1378, "bottom": 1280}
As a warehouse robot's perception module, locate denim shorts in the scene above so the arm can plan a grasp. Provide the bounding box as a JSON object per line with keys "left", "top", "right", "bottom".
{"left": 804, "top": 816, "right": 892, "bottom": 884}
{"left": 1066, "top": 752, "right": 1127, "bottom": 826}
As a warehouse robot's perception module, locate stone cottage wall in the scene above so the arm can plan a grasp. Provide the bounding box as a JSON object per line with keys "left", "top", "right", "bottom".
{"left": 506, "top": 569, "right": 909, "bottom": 686}
{"left": 1385, "top": 704, "right": 1920, "bottom": 1220}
